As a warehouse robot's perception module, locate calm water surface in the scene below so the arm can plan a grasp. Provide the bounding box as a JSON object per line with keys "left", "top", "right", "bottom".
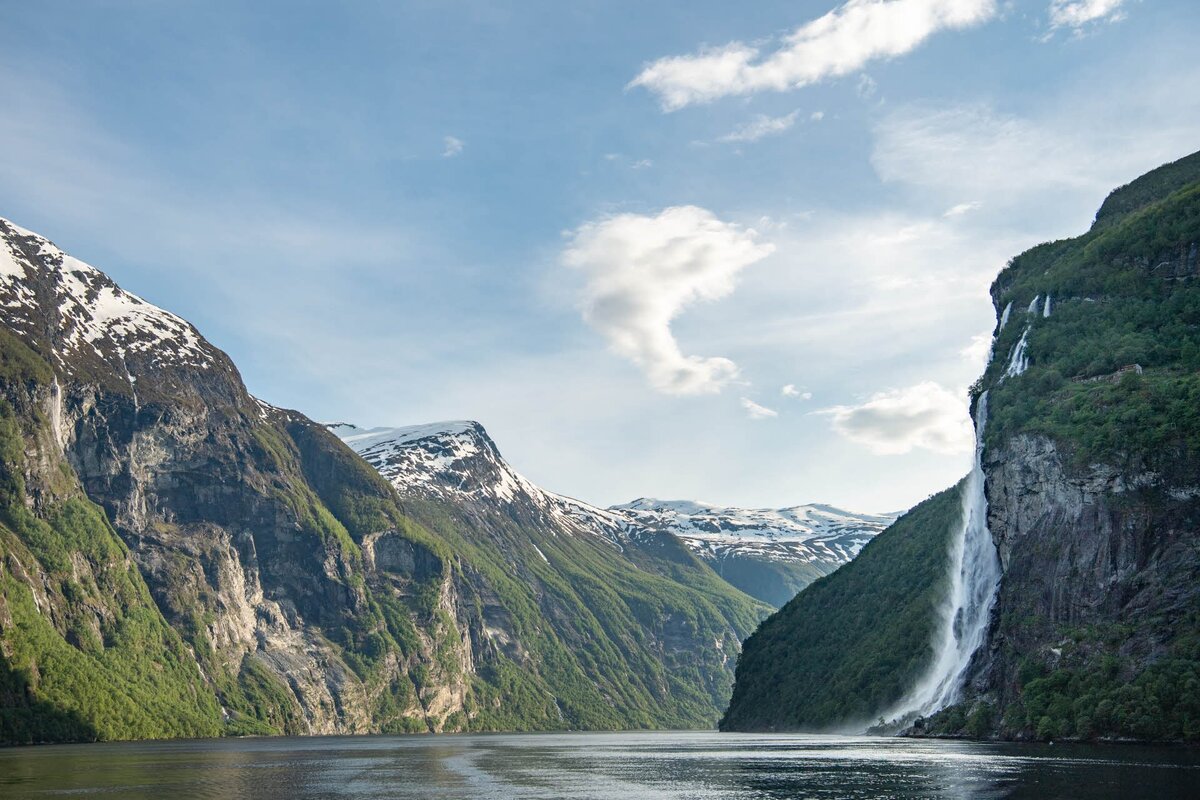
{"left": 1, "top": 731, "right": 1197, "bottom": 799}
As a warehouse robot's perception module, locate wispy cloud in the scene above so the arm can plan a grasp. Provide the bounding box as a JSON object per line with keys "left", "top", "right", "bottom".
{"left": 820, "top": 382, "right": 972, "bottom": 455}
{"left": 629, "top": 0, "right": 997, "bottom": 110}
{"left": 562, "top": 206, "right": 774, "bottom": 395}
{"left": 1048, "top": 0, "right": 1126, "bottom": 31}
{"left": 943, "top": 200, "right": 982, "bottom": 217}
{"left": 719, "top": 111, "right": 800, "bottom": 143}
{"left": 442, "top": 135, "right": 464, "bottom": 157}
{"left": 741, "top": 397, "right": 779, "bottom": 419}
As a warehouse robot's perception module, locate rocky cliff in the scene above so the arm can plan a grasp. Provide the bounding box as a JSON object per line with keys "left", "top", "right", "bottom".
{"left": 722, "top": 149, "right": 1200, "bottom": 741}
{"left": 0, "top": 217, "right": 766, "bottom": 743}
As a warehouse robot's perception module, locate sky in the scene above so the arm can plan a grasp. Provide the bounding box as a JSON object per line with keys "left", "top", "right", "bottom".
{"left": 2, "top": 0, "right": 1199, "bottom": 513}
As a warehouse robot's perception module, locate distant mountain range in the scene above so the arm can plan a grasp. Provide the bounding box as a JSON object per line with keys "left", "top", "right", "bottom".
{"left": 332, "top": 422, "right": 894, "bottom": 607}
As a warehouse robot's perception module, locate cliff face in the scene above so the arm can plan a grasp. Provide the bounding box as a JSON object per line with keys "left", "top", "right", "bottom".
{"left": 0, "top": 217, "right": 766, "bottom": 743}
{"left": 924, "top": 150, "right": 1200, "bottom": 741}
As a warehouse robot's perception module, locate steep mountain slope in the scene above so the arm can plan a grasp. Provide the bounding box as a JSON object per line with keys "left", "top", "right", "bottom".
{"left": 611, "top": 499, "right": 894, "bottom": 607}
{"left": 335, "top": 423, "right": 889, "bottom": 608}
{"left": 333, "top": 422, "right": 771, "bottom": 727}
{"left": 720, "top": 149, "right": 1200, "bottom": 741}
{"left": 0, "top": 218, "right": 766, "bottom": 743}
{"left": 719, "top": 484, "right": 962, "bottom": 732}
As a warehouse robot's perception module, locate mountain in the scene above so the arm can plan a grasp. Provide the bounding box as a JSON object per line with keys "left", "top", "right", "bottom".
{"left": 0, "top": 217, "right": 767, "bottom": 744}
{"left": 333, "top": 423, "right": 889, "bottom": 608}
{"left": 721, "top": 150, "right": 1200, "bottom": 741}
{"left": 610, "top": 499, "right": 894, "bottom": 607}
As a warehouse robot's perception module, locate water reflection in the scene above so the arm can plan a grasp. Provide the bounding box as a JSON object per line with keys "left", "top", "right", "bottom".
{"left": 1, "top": 732, "right": 1196, "bottom": 799}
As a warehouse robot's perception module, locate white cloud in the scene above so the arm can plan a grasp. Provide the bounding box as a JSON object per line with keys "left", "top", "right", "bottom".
{"left": 719, "top": 111, "right": 800, "bottom": 143}
{"left": 562, "top": 206, "right": 774, "bottom": 395}
{"left": 631, "top": 158, "right": 654, "bottom": 169}
{"left": 943, "top": 200, "right": 982, "bottom": 217}
{"left": 741, "top": 397, "right": 779, "bottom": 419}
{"left": 442, "top": 135, "right": 464, "bottom": 157}
{"left": 811, "top": 111, "right": 826, "bottom": 121}
{"left": 782, "top": 384, "right": 815, "bottom": 400}
{"left": 1049, "top": 0, "right": 1126, "bottom": 30}
{"left": 960, "top": 331, "right": 993, "bottom": 369}
{"left": 820, "top": 382, "right": 973, "bottom": 455}
{"left": 629, "top": 0, "right": 997, "bottom": 110}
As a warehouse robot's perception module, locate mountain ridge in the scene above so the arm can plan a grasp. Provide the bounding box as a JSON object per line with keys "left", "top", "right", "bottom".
{"left": 332, "top": 421, "right": 892, "bottom": 607}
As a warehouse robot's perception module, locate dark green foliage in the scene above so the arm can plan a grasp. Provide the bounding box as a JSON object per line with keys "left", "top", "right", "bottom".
{"left": 929, "top": 626, "right": 1200, "bottom": 742}
{"left": 719, "top": 484, "right": 963, "bottom": 731}
{"left": 982, "top": 166, "right": 1200, "bottom": 469}
{"left": 408, "top": 499, "right": 768, "bottom": 731}
{"left": 1093, "top": 150, "right": 1200, "bottom": 229}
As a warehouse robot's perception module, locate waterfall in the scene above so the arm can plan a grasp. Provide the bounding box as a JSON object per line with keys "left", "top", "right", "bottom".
{"left": 1026, "top": 294, "right": 1040, "bottom": 314}
{"left": 881, "top": 391, "right": 1002, "bottom": 726}
{"left": 998, "top": 302, "right": 1012, "bottom": 332}
{"left": 1043, "top": 295, "right": 1052, "bottom": 318}
{"left": 1004, "top": 327, "right": 1030, "bottom": 378}
{"left": 49, "top": 378, "right": 64, "bottom": 448}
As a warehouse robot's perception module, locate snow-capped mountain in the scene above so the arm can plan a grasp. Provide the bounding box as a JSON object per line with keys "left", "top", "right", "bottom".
{"left": 334, "top": 421, "right": 895, "bottom": 606}
{"left": 0, "top": 218, "right": 220, "bottom": 376}
{"left": 331, "top": 421, "right": 634, "bottom": 547}
{"left": 611, "top": 499, "right": 895, "bottom": 606}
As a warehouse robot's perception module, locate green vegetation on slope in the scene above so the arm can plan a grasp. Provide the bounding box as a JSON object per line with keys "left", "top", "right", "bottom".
{"left": 0, "top": 365, "right": 223, "bottom": 743}
{"left": 409, "top": 499, "right": 768, "bottom": 731}
{"left": 981, "top": 178, "right": 1200, "bottom": 467}
{"left": 719, "top": 484, "right": 962, "bottom": 731}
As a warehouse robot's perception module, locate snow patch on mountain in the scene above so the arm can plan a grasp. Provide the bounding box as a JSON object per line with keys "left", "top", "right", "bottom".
{"left": 0, "top": 217, "right": 215, "bottom": 371}
{"left": 612, "top": 498, "right": 895, "bottom": 566}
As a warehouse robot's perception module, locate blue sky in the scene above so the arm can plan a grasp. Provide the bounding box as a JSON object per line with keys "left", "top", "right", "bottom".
{"left": 2, "top": 0, "right": 1198, "bottom": 511}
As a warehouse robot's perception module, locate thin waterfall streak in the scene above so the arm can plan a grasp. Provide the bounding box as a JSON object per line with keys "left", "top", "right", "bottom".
{"left": 880, "top": 391, "right": 1002, "bottom": 727}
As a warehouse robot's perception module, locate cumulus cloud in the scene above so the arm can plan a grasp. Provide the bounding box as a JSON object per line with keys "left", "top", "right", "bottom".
{"left": 629, "top": 0, "right": 997, "bottom": 110}
{"left": 442, "top": 136, "right": 464, "bottom": 157}
{"left": 820, "top": 382, "right": 973, "bottom": 455}
{"left": 741, "top": 397, "right": 779, "bottom": 419}
{"left": 562, "top": 206, "right": 774, "bottom": 395}
{"left": 781, "top": 384, "right": 800, "bottom": 396}
{"left": 1049, "top": 0, "right": 1126, "bottom": 30}
{"left": 719, "top": 111, "right": 800, "bottom": 143}
{"left": 811, "top": 111, "right": 826, "bottom": 121}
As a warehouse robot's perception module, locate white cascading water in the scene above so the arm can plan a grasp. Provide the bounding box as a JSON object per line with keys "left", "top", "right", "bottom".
{"left": 881, "top": 391, "right": 1002, "bottom": 725}
{"left": 1004, "top": 328, "right": 1031, "bottom": 378}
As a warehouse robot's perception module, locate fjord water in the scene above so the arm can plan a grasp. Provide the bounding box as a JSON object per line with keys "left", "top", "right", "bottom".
{"left": 2, "top": 732, "right": 1197, "bottom": 799}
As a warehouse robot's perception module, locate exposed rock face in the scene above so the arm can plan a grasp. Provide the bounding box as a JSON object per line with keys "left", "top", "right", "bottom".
{"left": 965, "top": 434, "right": 1200, "bottom": 711}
